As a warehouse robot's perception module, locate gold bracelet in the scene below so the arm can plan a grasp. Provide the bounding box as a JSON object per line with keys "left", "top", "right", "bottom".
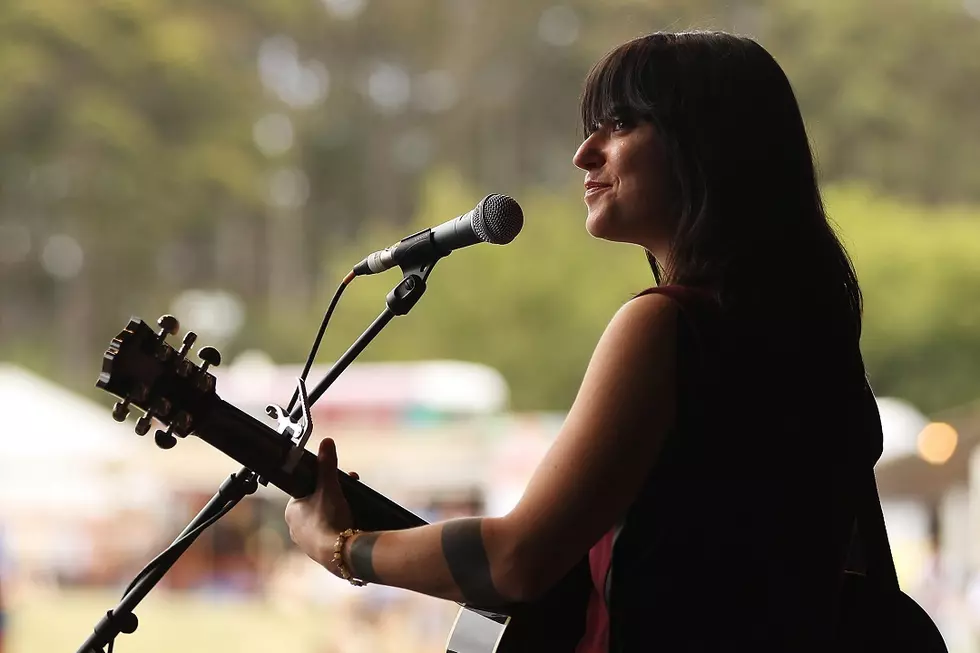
{"left": 332, "top": 528, "right": 368, "bottom": 587}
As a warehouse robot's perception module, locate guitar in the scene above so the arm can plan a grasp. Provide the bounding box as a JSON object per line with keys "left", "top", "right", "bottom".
{"left": 837, "top": 570, "right": 947, "bottom": 653}
{"left": 96, "top": 315, "right": 948, "bottom": 652}
{"left": 96, "top": 315, "right": 590, "bottom": 652}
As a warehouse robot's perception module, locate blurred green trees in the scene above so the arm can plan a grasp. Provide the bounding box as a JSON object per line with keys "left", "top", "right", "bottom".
{"left": 0, "top": 0, "right": 978, "bottom": 415}
{"left": 830, "top": 186, "right": 980, "bottom": 413}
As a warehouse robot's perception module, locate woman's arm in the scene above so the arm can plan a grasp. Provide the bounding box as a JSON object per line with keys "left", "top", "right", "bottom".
{"left": 341, "top": 516, "right": 518, "bottom": 604}
{"left": 288, "top": 292, "right": 678, "bottom": 604}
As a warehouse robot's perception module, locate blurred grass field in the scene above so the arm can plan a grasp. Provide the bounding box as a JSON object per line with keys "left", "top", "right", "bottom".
{"left": 6, "top": 587, "right": 457, "bottom": 653}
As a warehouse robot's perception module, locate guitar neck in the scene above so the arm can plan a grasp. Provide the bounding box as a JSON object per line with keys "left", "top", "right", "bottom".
{"left": 195, "top": 396, "right": 429, "bottom": 532}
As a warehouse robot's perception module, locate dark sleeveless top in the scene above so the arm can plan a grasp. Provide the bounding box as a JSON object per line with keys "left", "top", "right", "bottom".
{"left": 575, "top": 285, "right": 881, "bottom": 652}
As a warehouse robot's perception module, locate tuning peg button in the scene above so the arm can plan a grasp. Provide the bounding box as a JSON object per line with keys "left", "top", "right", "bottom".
{"left": 112, "top": 400, "right": 131, "bottom": 422}
{"left": 156, "top": 315, "right": 179, "bottom": 339}
{"left": 135, "top": 414, "right": 153, "bottom": 436}
{"left": 154, "top": 427, "right": 177, "bottom": 450}
{"left": 198, "top": 346, "right": 221, "bottom": 373}
{"left": 177, "top": 331, "right": 198, "bottom": 358}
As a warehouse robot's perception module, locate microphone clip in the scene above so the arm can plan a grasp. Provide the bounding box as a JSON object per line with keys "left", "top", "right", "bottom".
{"left": 379, "top": 256, "right": 439, "bottom": 316}
{"left": 265, "top": 376, "right": 314, "bottom": 481}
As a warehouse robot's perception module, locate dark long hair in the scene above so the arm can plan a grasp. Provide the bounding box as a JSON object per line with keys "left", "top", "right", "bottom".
{"left": 581, "top": 32, "right": 862, "bottom": 339}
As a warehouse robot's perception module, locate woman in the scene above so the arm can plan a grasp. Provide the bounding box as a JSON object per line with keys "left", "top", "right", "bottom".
{"left": 285, "top": 31, "right": 881, "bottom": 651}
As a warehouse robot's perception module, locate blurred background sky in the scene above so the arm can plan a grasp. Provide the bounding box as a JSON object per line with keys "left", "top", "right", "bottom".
{"left": 1, "top": 0, "right": 980, "bottom": 651}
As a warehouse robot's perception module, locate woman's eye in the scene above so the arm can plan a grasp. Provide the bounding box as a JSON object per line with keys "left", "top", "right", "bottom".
{"left": 587, "top": 117, "right": 632, "bottom": 134}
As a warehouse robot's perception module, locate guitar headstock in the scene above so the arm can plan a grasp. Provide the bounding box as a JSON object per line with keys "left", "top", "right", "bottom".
{"left": 97, "top": 315, "right": 222, "bottom": 450}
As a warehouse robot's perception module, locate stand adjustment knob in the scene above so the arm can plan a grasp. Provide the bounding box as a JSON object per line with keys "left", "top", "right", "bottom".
{"left": 114, "top": 610, "right": 139, "bottom": 634}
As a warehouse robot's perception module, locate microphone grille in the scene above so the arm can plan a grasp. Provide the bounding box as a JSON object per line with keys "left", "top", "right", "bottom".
{"left": 472, "top": 194, "right": 524, "bottom": 245}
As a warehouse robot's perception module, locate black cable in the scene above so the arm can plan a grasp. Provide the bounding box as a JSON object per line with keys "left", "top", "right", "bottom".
{"left": 95, "top": 496, "right": 243, "bottom": 653}
{"left": 286, "top": 272, "right": 355, "bottom": 414}
{"left": 120, "top": 496, "right": 242, "bottom": 598}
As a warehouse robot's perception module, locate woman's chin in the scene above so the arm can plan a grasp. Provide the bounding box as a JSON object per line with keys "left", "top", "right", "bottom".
{"left": 585, "top": 212, "right": 610, "bottom": 239}
{"left": 586, "top": 212, "right": 624, "bottom": 242}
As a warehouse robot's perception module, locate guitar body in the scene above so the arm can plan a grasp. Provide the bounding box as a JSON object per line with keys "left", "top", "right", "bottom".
{"left": 838, "top": 571, "right": 948, "bottom": 653}
{"left": 446, "top": 556, "right": 591, "bottom": 653}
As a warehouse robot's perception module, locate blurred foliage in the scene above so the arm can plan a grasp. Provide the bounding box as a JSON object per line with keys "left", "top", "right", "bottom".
{"left": 766, "top": 0, "right": 980, "bottom": 204}
{"left": 829, "top": 186, "right": 980, "bottom": 413}
{"left": 0, "top": 0, "right": 978, "bottom": 415}
{"left": 0, "top": 0, "right": 270, "bottom": 388}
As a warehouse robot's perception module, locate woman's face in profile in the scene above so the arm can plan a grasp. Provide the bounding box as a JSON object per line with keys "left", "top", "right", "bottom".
{"left": 572, "top": 118, "right": 674, "bottom": 257}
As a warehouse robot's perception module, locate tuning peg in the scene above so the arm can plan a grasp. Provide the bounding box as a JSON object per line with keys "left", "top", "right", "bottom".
{"left": 177, "top": 331, "right": 198, "bottom": 358}
{"left": 135, "top": 414, "right": 153, "bottom": 436}
{"left": 156, "top": 314, "right": 179, "bottom": 335}
{"left": 174, "top": 331, "right": 200, "bottom": 377}
{"left": 154, "top": 426, "right": 177, "bottom": 450}
{"left": 198, "top": 346, "right": 221, "bottom": 373}
{"left": 112, "top": 399, "right": 131, "bottom": 422}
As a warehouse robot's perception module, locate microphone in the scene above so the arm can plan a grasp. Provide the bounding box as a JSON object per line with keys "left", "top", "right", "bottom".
{"left": 352, "top": 193, "right": 523, "bottom": 276}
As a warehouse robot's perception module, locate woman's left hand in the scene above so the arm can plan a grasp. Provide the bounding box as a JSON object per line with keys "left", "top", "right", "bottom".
{"left": 284, "top": 437, "right": 355, "bottom": 573}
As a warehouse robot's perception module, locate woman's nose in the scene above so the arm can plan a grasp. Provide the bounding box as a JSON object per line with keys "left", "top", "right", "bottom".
{"left": 573, "top": 134, "right": 604, "bottom": 171}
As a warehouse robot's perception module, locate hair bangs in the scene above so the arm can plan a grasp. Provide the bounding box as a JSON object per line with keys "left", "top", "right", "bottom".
{"left": 580, "top": 41, "right": 659, "bottom": 138}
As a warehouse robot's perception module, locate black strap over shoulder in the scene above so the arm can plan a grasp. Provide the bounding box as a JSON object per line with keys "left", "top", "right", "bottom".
{"left": 848, "top": 469, "right": 900, "bottom": 591}
{"left": 845, "top": 382, "right": 899, "bottom": 591}
{"left": 838, "top": 384, "right": 948, "bottom": 652}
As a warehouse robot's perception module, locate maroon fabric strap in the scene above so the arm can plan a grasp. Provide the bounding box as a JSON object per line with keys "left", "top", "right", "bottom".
{"left": 633, "top": 284, "right": 716, "bottom": 310}
{"left": 576, "top": 528, "right": 616, "bottom": 653}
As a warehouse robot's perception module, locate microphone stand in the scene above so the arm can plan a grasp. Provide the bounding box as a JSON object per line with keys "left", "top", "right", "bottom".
{"left": 76, "top": 261, "right": 436, "bottom": 653}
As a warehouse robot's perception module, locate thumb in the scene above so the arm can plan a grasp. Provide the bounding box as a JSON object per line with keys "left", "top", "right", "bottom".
{"left": 316, "top": 438, "right": 342, "bottom": 490}
{"left": 318, "top": 437, "right": 338, "bottom": 468}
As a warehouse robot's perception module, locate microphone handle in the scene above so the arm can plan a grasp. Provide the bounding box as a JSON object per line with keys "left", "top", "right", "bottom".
{"left": 354, "top": 215, "right": 474, "bottom": 276}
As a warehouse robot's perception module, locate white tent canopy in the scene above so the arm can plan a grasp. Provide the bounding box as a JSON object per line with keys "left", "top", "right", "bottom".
{"left": 0, "top": 364, "right": 171, "bottom": 578}
{"left": 0, "top": 363, "right": 158, "bottom": 516}
{"left": 0, "top": 363, "right": 136, "bottom": 464}
{"left": 218, "top": 351, "right": 510, "bottom": 416}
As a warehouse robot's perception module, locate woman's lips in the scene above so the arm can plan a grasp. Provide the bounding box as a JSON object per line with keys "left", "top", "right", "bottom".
{"left": 585, "top": 183, "right": 611, "bottom": 198}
